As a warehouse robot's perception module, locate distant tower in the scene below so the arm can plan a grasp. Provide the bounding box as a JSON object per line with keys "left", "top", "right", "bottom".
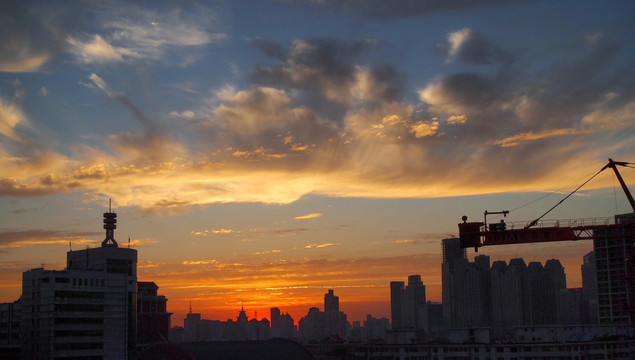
{"left": 324, "top": 289, "right": 339, "bottom": 313}
{"left": 323, "top": 290, "right": 347, "bottom": 338}
{"left": 405, "top": 275, "right": 426, "bottom": 329}
{"left": 390, "top": 281, "right": 405, "bottom": 329}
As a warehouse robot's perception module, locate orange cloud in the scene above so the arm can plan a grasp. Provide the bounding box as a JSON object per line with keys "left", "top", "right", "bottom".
{"left": 493, "top": 128, "right": 593, "bottom": 147}
{"left": 304, "top": 243, "right": 340, "bottom": 249}
{"left": 294, "top": 213, "right": 323, "bottom": 220}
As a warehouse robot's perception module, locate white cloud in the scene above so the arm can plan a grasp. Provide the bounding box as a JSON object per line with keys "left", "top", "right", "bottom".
{"left": 170, "top": 110, "right": 197, "bottom": 120}
{"left": 447, "top": 28, "right": 472, "bottom": 61}
{"left": 581, "top": 100, "right": 635, "bottom": 129}
{"left": 67, "top": 34, "right": 139, "bottom": 63}
{"left": 66, "top": 5, "right": 226, "bottom": 64}
{"left": 0, "top": 99, "right": 28, "bottom": 142}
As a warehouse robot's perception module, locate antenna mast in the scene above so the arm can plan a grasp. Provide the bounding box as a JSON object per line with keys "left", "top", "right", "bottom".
{"left": 101, "top": 199, "right": 118, "bottom": 247}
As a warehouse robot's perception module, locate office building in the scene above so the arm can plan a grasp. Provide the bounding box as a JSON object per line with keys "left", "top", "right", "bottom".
{"left": 21, "top": 210, "right": 138, "bottom": 360}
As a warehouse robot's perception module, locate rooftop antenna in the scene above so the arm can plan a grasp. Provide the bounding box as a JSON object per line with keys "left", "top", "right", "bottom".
{"left": 101, "top": 199, "right": 118, "bottom": 248}
{"left": 189, "top": 301, "right": 192, "bottom": 314}
{"left": 69, "top": 241, "right": 72, "bottom": 252}
{"left": 128, "top": 236, "right": 130, "bottom": 248}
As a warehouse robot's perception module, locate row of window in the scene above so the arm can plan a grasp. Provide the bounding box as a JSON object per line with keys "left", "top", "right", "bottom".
{"left": 54, "top": 304, "right": 104, "bottom": 312}
{"left": 55, "top": 290, "right": 104, "bottom": 299}
{"left": 72, "top": 278, "right": 105, "bottom": 287}
{"left": 54, "top": 342, "right": 103, "bottom": 350}
{"left": 54, "top": 329, "right": 103, "bottom": 337}
{"left": 54, "top": 317, "right": 104, "bottom": 325}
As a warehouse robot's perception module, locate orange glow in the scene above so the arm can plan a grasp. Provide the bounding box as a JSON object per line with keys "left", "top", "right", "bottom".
{"left": 132, "top": 239, "right": 591, "bottom": 327}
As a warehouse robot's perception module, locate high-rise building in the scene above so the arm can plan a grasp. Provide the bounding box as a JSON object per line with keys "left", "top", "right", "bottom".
{"left": 363, "top": 314, "right": 389, "bottom": 342}
{"left": 490, "top": 259, "right": 526, "bottom": 337}
{"left": 323, "top": 289, "right": 347, "bottom": 338}
{"left": 441, "top": 237, "right": 466, "bottom": 265}
{"left": 544, "top": 259, "right": 567, "bottom": 323}
{"left": 21, "top": 210, "right": 138, "bottom": 360}
{"left": 421, "top": 302, "right": 443, "bottom": 339}
{"left": 405, "top": 275, "right": 426, "bottom": 329}
{"left": 390, "top": 281, "right": 405, "bottom": 329}
{"left": 270, "top": 307, "right": 296, "bottom": 339}
{"left": 593, "top": 212, "right": 634, "bottom": 328}
{"left": 581, "top": 251, "right": 599, "bottom": 324}
{"left": 390, "top": 276, "right": 426, "bottom": 330}
{"left": 559, "top": 287, "right": 583, "bottom": 325}
{"left": 442, "top": 251, "right": 490, "bottom": 329}
{"left": 324, "top": 289, "right": 339, "bottom": 313}
{"left": 298, "top": 307, "right": 325, "bottom": 343}
{"left": 183, "top": 304, "right": 202, "bottom": 342}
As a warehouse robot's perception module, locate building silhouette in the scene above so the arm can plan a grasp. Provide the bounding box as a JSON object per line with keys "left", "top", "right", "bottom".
{"left": 137, "top": 281, "right": 172, "bottom": 347}
{"left": 581, "top": 250, "right": 599, "bottom": 324}
{"left": 444, "top": 235, "right": 573, "bottom": 338}
{"left": 442, "top": 250, "right": 490, "bottom": 329}
{"left": 390, "top": 281, "right": 405, "bottom": 329}
{"left": 298, "top": 307, "right": 325, "bottom": 342}
{"left": 21, "top": 210, "right": 138, "bottom": 359}
{"left": 490, "top": 258, "right": 526, "bottom": 338}
{"left": 270, "top": 307, "right": 296, "bottom": 339}
{"left": 593, "top": 212, "right": 634, "bottom": 328}
{"left": 323, "top": 289, "right": 348, "bottom": 339}
{"left": 0, "top": 299, "right": 21, "bottom": 359}
{"left": 389, "top": 275, "right": 426, "bottom": 330}
{"left": 362, "top": 314, "right": 389, "bottom": 342}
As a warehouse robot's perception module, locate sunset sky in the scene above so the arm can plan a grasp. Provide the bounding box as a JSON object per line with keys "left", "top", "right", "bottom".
{"left": 1, "top": 0, "right": 634, "bottom": 327}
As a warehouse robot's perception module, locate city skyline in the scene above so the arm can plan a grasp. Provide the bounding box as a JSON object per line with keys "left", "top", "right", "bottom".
{"left": 1, "top": 0, "right": 634, "bottom": 327}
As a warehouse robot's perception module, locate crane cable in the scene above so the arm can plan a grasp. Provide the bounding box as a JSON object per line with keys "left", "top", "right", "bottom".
{"left": 524, "top": 167, "right": 605, "bottom": 229}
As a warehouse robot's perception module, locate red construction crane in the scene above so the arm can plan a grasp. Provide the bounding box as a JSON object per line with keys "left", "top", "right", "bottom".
{"left": 457, "top": 158, "right": 635, "bottom": 329}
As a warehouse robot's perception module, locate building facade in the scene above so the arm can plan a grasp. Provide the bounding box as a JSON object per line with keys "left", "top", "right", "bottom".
{"left": 20, "top": 211, "right": 138, "bottom": 360}
{"left": 593, "top": 212, "right": 634, "bottom": 329}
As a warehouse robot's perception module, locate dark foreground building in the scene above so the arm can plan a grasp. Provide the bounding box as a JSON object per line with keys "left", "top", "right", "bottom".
{"left": 139, "top": 338, "right": 314, "bottom": 360}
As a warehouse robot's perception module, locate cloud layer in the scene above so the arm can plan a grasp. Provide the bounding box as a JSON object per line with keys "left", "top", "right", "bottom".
{"left": 0, "top": 1, "right": 633, "bottom": 215}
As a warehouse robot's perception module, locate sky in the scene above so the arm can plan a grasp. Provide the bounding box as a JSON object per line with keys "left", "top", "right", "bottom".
{"left": 1, "top": 0, "right": 634, "bottom": 327}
